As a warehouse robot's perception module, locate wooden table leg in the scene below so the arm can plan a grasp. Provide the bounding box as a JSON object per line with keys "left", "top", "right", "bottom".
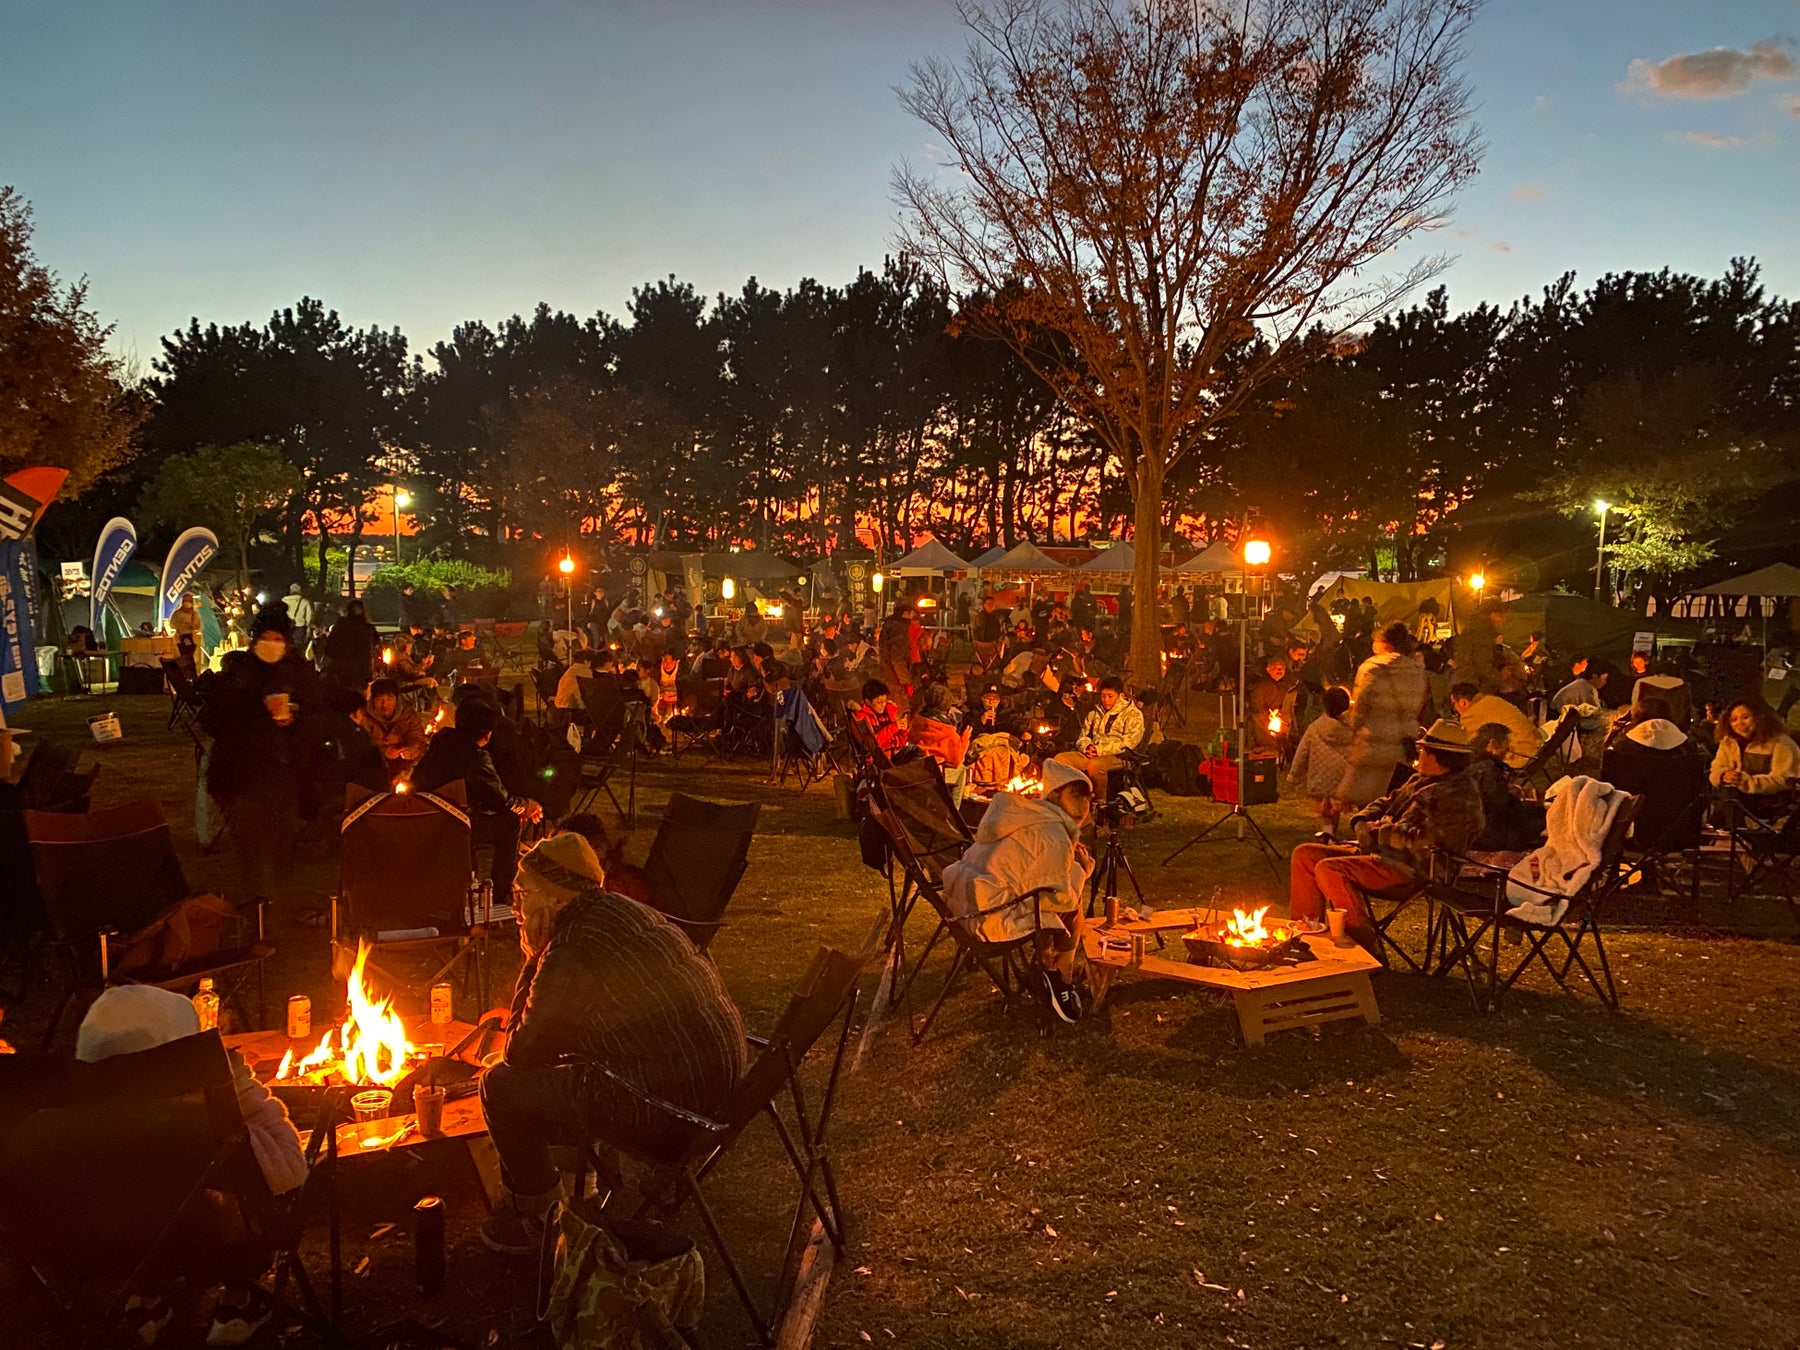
{"left": 1350, "top": 971, "right": 1380, "bottom": 1027}
{"left": 1087, "top": 964, "right": 1116, "bottom": 1010}
{"left": 1233, "top": 990, "right": 1268, "bottom": 1046}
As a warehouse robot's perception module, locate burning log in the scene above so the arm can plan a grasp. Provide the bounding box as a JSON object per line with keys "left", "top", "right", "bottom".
{"left": 1183, "top": 906, "right": 1306, "bottom": 971}
{"left": 271, "top": 941, "right": 417, "bottom": 1089}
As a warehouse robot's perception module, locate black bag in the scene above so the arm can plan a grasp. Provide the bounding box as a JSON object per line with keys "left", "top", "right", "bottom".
{"left": 1154, "top": 741, "right": 1205, "bottom": 797}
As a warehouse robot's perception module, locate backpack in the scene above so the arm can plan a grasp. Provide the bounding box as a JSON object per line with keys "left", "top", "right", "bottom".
{"left": 1154, "top": 741, "right": 1205, "bottom": 797}
{"left": 538, "top": 1199, "right": 702, "bottom": 1349}
{"left": 112, "top": 893, "right": 242, "bottom": 976}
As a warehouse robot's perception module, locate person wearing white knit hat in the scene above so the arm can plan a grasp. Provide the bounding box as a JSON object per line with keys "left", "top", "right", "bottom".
{"left": 942, "top": 755, "right": 1096, "bottom": 1023}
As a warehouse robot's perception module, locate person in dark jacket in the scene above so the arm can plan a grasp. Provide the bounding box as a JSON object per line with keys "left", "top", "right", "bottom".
{"left": 410, "top": 699, "right": 541, "bottom": 903}
{"left": 1600, "top": 698, "right": 1708, "bottom": 876}
{"left": 198, "top": 606, "right": 323, "bottom": 906}
{"left": 319, "top": 598, "right": 377, "bottom": 691}
{"left": 477, "top": 833, "right": 747, "bottom": 1255}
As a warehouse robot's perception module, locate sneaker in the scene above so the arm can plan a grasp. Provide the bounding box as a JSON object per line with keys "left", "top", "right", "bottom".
{"left": 1040, "top": 967, "right": 1083, "bottom": 1024}
{"left": 206, "top": 1288, "right": 272, "bottom": 1347}
{"left": 480, "top": 1207, "right": 547, "bottom": 1257}
{"left": 124, "top": 1291, "right": 175, "bottom": 1346}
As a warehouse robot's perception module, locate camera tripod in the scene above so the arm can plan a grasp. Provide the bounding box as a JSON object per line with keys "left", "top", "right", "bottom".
{"left": 1086, "top": 809, "right": 1148, "bottom": 918}
{"left": 1162, "top": 796, "right": 1283, "bottom": 877}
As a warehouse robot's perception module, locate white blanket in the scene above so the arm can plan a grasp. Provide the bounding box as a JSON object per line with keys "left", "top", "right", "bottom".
{"left": 1505, "top": 775, "right": 1626, "bottom": 924}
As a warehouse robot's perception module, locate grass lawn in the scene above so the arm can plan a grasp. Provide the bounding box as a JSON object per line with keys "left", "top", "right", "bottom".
{"left": 6, "top": 688, "right": 1800, "bottom": 1349}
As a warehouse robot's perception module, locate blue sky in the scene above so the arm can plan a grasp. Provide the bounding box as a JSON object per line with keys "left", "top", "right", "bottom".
{"left": 3, "top": 0, "right": 1796, "bottom": 363}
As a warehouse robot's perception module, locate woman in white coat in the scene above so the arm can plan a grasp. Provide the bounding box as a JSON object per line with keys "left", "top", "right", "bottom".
{"left": 1337, "top": 622, "right": 1428, "bottom": 808}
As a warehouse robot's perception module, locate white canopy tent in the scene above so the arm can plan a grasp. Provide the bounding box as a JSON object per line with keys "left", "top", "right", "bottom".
{"left": 1174, "top": 539, "right": 1241, "bottom": 576}
{"left": 967, "top": 545, "right": 1008, "bottom": 570}
{"left": 982, "top": 541, "right": 1070, "bottom": 578}
{"left": 1078, "top": 541, "right": 1137, "bottom": 577}
{"left": 888, "top": 539, "right": 973, "bottom": 575}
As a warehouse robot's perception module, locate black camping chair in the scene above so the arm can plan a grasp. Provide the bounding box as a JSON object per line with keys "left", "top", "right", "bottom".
{"left": 27, "top": 801, "right": 271, "bottom": 1047}
{"left": 866, "top": 757, "right": 972, "bottom": 992}
{"left": 667, "top": 677, "right": 727, "bottom": 762}
{"left": 331, "top": 781, "right": 486, "bottom": 1008}
{"left": 530, "top": 665, "right": 564, "bottom": 727}
{"left": 1431, "top": 795, "right": 1641, "bottom": 1011}
{"left": 640, "top": 792, "right": 761, "bottom": 952}
{"left": 1719, "top": 794, "right": 1800, "bottom": 909}
{"left": 1519, "top": 707, "right": 1582, "bottom": 792}
{"left": 592, "top": 934, "right": 877, "bottom": 1346}
{"left": 161, "top": 658, "right": 205, "bottom": 739}
{"left": 870, "top": 809, "right": 1054, "bottom": 1044}
{"left": 571, "top": 677, "right": 642, "bottom": 828}
{"left": 1600, "top": 743, "right": 1709, "bottom": 913}
{"left": 0, "top": 1029, "right": 339, "bottom": 1347}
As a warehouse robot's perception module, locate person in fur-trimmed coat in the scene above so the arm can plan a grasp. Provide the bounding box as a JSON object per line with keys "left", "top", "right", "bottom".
{"left": 1337, "top": 622, "right": 1428, "bottom": 808}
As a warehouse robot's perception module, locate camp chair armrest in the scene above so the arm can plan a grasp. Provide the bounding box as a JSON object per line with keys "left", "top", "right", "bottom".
{"left": 592, "top": 1063, "right": 728, "bottom": 1134}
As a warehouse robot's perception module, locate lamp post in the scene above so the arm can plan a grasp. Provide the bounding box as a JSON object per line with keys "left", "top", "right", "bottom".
{"left": 391, "top": 486, "right": 410, "bottom": 626}
{"left": 871, "top": 570, "right": 885, "bottom": 624}
{"left": 1593, "top": 500, "right": 1611, "bottom": 604}
{"left": 1165, "top": 537, "right": 1280, "bottom": 872}
{"left": 558, "top": 552, "right": 575, "bottom": 639}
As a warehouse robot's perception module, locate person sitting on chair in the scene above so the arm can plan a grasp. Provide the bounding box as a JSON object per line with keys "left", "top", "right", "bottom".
{"left": 411, "top": 698, "right": 542, "bottom": 903}
{"left": 478, "top": 834, "right": 747, "bottom": 1256}
{"left": 356, "top": 677, "right": 428, "bottom": 782}
{"left": 1056, "top": 674, "right": 1145, "bottom": 799}
{"left": 1467, "top": 722, "right": 1546, "bottom": 852}
{"left": 1449, "top": 681, "right": 1543, "bottom": 768}
{"left": 1709, "top": 699, "right": 1800, "bottom": 815}
{"left": 941, "top": 758, "right": 1095, "bottom": 1024}
{"left": 1289, "top": 719, "right": 1485, "bottom": 952}
{"left": 1249, "top": 655, "right": 1299, "bottom": 757}
{"left": 852, "top": 678, "right": 908, "bottom": 756}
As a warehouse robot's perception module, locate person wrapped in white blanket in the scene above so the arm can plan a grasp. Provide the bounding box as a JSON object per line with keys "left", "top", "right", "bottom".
{"left": 1504, "top": 775, "right": 1629, "bottom": 925}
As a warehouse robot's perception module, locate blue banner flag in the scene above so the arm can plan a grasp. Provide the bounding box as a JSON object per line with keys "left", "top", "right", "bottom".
{"left": 0, "top": 540, "right": 39, "bottom": 714}
{"left": 157, "top": 527, "right": 220, "bottom": 629}
{"left": 90, "top": 516, "right": 137, "bottom": 634}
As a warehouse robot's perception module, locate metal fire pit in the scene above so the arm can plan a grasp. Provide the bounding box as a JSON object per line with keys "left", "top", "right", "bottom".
{"left": 1182, "top": 928, "right": 1310, "bottom": 973}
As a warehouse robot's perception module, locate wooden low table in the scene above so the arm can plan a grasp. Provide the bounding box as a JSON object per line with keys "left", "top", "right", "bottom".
{"left": 1081, "top": 907, "right": 1382, "bottom": 1046}
{"left": 225, "top": 1017, "right": 504, "bottom": 1195}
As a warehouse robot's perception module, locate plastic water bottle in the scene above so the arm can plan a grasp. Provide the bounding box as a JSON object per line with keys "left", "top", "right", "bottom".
{"left": 192, "top": 977, "right": 220, "bottom": 1032}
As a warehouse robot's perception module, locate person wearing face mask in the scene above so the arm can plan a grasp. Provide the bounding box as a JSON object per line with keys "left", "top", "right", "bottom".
{"left": 199, "top": 606, "right": 322, "bottom": 909}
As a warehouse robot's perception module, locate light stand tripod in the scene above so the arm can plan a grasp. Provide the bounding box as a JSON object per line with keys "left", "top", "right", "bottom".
{"left": 1163, "top": 552, "right": 1283, "bottom": 878}
{"left": 1086, "top": 803, "right": 1148, "bottom": 917}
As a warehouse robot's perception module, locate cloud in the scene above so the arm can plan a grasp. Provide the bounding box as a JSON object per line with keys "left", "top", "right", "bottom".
{"left": 1530, "top": 94, "right": 1551, "bottom": 114}
{"left": 1454, "top": 228, "right": 1477, "bottom": 239}
{"left": 1680, "top": 128, "right": 1775, "bottom": 148}
{"left": 1623, "top": 39, "right": 1795, "bottom": 100}
{"left": 1783, "top": 93, "right": 1800, "bottom": 116}
{"left": 1490, "top": 241, "right": 1513, "bottom": 254}
{"left": 1510, "top": 183, "right": 1548, "bottom": 202}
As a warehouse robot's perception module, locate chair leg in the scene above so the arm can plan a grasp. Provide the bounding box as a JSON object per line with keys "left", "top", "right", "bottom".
{"left": 683, "top": 1174, "right": 774, "bottom": 1345}
{"left": 912, "top": 947, "right": 969, "bottom": 1044}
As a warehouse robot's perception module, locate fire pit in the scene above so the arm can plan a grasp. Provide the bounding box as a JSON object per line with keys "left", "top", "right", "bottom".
{"left": 1183, "top": 905, "right": 1308, "bottom": 972}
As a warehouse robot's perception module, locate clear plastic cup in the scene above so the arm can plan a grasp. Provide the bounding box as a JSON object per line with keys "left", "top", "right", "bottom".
{"left": 351, "top": 1090, "right": 391, "bottom": 1123}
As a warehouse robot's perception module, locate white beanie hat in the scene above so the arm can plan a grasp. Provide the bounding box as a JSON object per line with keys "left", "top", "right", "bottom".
{"left": 76, "top": 985, "right": 202, "bottom": 1063}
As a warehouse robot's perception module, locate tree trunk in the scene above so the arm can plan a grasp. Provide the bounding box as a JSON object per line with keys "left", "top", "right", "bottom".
{"left": 316, "top": 514, "right": 330, "bottom": 600}
{"left": 1129, "top": 455, "right": 1164, "bottom": 686}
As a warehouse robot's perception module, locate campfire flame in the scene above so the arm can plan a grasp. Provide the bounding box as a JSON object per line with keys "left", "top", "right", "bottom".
{"left": 382, "top": 647, "right": 394, "bottom": 665}
{"left": 1266, "top": 709, "right": 1282, "bottom": 735}
{"left": 1219, "top": 906, "right": 1293, "bottom": 948}
{"left": 343, "top": 942, "right": 412, "bottom": 1087}
{"left": 272, "top": 942, "right": 414, "bottom": 1087}
{"left": 1004, "top": 774, "right": 1043, "bottom": 795}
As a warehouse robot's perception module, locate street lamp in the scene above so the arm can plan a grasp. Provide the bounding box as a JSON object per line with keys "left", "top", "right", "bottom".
{"left": 871, "top": 570, "right": 886, "bottom": 623}
{"left": 558, "top": 552, "right": 575, "bottom": 637}
{"left": 391, "top": 487, "right": 410, "bottom": 625}
{"left": 1468, "top": 571, "right": 1486, "bottom": 595}
{"left": 1593, "top": 500, "right": 1611, "bottom": 604}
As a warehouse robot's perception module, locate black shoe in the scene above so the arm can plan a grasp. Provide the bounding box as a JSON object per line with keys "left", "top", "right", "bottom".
{"left": 1041, "top": 967, "right": 1083, "bottom": 1024}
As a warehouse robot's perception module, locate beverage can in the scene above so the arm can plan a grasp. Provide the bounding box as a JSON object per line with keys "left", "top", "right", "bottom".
{"left": 429, "top": 981, "right": 453, "bottom": 1025}
{"left": 414, "top": 1195, "right": 446, "bottom": 1295}
{"left": 286, "top": 994, "right": 312, "bottom": 1040}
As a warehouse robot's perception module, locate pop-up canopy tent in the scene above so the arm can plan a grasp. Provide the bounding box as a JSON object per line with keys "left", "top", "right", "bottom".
{"left": 1679, "top": 562, "right": 1800, "bottom": 642}
{"left": 1293, "top": 576, "right": 1462, "bottom": 640}
{"left": 967, "top": 545, "right": 1008, "bottom": 570}
{"left": 888, "top": 540, "right": 972, "bottom": 575}
{"left": 1690, "top": 562, "right": 1800, "bottom": 598}
{"left": 981, "top": 541, "right": 1070, "bottom": 578}
{"left": 1174, "top": 539, "right": 1241, "bottom": 577}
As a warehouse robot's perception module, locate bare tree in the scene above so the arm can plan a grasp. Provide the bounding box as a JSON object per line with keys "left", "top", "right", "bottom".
{"left": 895, "top": 0, "right": 1481, "bottom": 679}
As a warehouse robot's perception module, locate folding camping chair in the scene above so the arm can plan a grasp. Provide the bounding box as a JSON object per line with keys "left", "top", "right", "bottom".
{"left": 1431, "top": 795, "right": 1640, "bottom": 1011}
{"left": 586, "top": 935, "right": 875, "bottom": 1345}
{"left": 773, "top": 684, "right": 834, "bottom": 790}
{"left": 161, "top": 658, "right": 205, "bottom": 738}
{"left": 530, "top": 665, "right": 564, "bottom": 727}
{"left": 1601, "top": 743, "right": 1709, "bottom": 913}
{"left": 1720, "top": 794, "right": 1800, "bottom": 909}
{"left": 571, "top": 677, "right": 642, "bottom": 827}
{"left": 27, "top": 801, "right": 272, "bottom": 1047}
{"left": 639, "top": 792, "right": 761, "bottom": 952}
{"left": 1519, "top": 707, "right": 1582, "bottom": 792}
{"left": 668, "top": 677, "right": 727, "bottom": 762}
{"left": 331, "top": 781, "right": 487, "bottom": 1010}
{"left": 870, "top": 809, "right": 1054, "bottom": 1044}
{"left": 866, "top": 757, "right": 973, "bottom": 991}
{"left": 0, "top": 1029, "right": 339, "bottom": 1347}
{"left": 1340, "top": 864, "right": 1437, "bottom": 974}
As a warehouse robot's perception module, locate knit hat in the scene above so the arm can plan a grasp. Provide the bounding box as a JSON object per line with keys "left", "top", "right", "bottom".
{"left": 1625, "top": 717, "right": 1688, "bottom": 751}
{"left": 76, "top": 985, "right": 201, "bottom": 1063}
{"left": 516, "top": 832, "right": 606, "bottom": 959}
{"left": 1040, "top": 758, "right": 1090, "bottom": 795}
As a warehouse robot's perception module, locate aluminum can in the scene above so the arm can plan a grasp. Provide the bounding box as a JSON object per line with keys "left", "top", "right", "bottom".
{"left": 414, "top": 1196, "right": 445, "bottom": 1295}
{"left": 429, "top": 981, "right": 454, "bottom": 1026}
{"left": 286, "top": 994, "right": 311, "bottom": 1040}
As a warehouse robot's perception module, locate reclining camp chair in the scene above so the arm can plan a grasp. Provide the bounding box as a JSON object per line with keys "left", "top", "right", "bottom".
{"left": 331, "top": 781, "right": 486, "bottom": 1009}
{"left": 1600, "top": 742, "right": 1709, "bottom": 913}
{"left": 869, "top": 809, "right": 1053, "bottom": 1044}
{"left": 1519, "top": 707, "right": 1582, "bottom": 792}
{"left": 639, "top": 792, "right": 761, "bottom": 952}
{"left": 668, "top": 677, "right": 727, "bottom": 762}
{"left": 593, "top": 934, "right": 877, "bottom": 1346}
{"left": 772, "top": 683, "right": 834, "bottom": 790}
{"left": 27, "top": 801, "right": 272, "bottom": 1048}
{"left": 0, "top": 1029, "right": 339, "bottom": 1347}
{"left": 1721, "top": 793, "right": 1800, "bottom": 910}
{"left": 1430, "top": 794, "right": 1640, "bottom": 1011}
{"left": 530, "top": 666, "right": 564, "bottom": 727}
{"left": 161, "top": 658, "right": 205, "bottom": 740}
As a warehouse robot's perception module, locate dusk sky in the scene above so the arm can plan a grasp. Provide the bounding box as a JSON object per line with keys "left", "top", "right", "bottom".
{"left": 4, "top": 0, "right": 1797, "bottom": 364}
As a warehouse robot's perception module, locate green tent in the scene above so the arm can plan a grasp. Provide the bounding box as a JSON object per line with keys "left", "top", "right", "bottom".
{"left": 1497, "top": 591, "right": 1645, "bottom": 662}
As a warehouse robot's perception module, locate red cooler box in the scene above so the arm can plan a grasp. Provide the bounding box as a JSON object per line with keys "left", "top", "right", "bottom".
{"left": 1206, "top": 754, "right": 1279, "bottom": 805}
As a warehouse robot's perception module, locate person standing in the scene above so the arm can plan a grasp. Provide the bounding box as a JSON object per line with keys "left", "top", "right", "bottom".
{"left": 199, "top": 607, "right": 321, "bottom": 908}
{"left": 282, "top": 583, "right": 314, "bottom": 635}
{"left": 319, "top": 598, "right": 378, "bottom": 691}
{"left": 1336, "top": 621, "right": 1428, "bottom": 808}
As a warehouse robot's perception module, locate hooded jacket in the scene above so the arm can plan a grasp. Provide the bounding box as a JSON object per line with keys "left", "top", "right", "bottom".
{"left": 1337, "top": 650, "right": 1428, "bottom": 806}
{"left": 941, "top": 791, "right": 1094, "bottom": 943}
{"left": 1286, "top": 712, "right": 1353, "bottom": 801}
